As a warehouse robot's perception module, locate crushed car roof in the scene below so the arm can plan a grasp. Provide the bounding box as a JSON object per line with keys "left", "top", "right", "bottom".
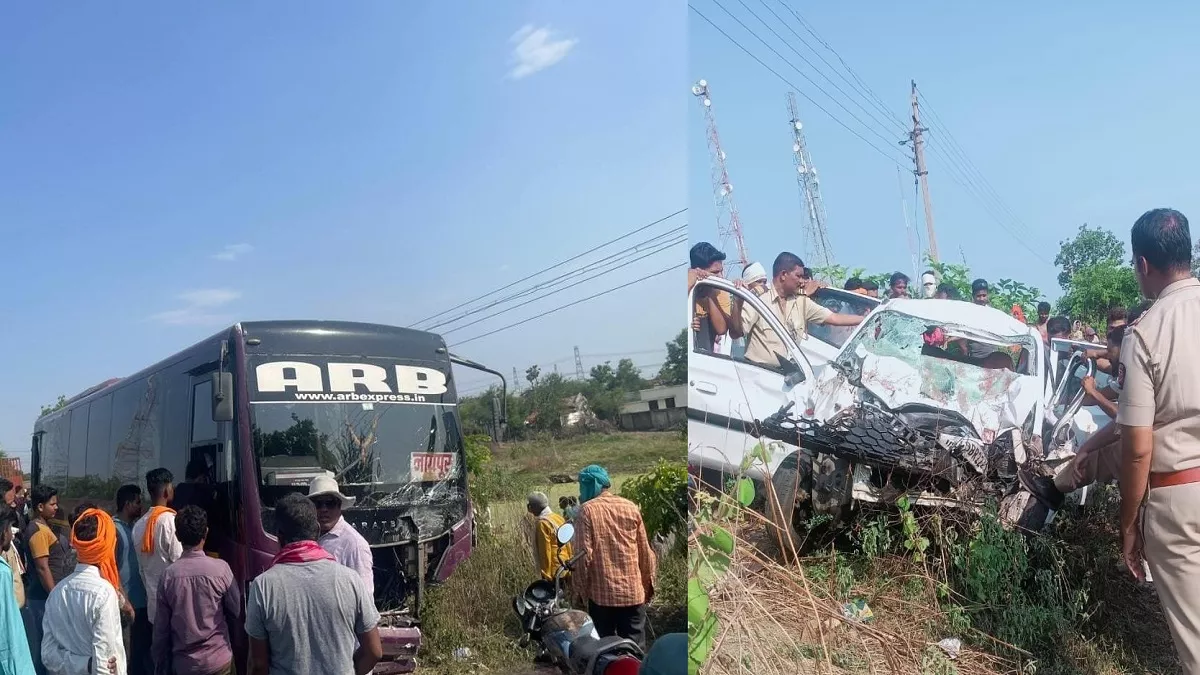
{"left": 881, "top": 299, "right": 1036, "bottom": 337}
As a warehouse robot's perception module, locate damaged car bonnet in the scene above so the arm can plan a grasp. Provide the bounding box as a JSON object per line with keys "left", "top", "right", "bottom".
{"left": 800, "top": 305, "right": 1043, "bottom": 487}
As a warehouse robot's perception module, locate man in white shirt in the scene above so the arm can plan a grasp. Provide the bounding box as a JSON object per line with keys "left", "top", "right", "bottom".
{"left": 308, "top": 475, "right": 374, "bottom": 595}
{"left": 131, "top": 468, "right": 182, "bottom": 627}
{"left": 41, "top": 509, "right": 124, "bottom": 675}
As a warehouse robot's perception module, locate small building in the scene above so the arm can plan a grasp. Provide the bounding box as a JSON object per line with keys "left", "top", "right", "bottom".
{"left": 619, "top": 384, "right": 686, "bottom": 431}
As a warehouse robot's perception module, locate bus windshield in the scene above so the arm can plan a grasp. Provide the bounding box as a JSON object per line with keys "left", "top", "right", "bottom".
{"left": 250, "top": 400, "right": 462, "bottom": 494}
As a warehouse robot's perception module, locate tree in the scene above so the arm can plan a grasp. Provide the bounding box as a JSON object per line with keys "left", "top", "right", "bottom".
{"left": 1192, "top": 239, "right": 1200, "bottom": 277}
{"left": 40, "top": 395, "right": 68, "bottom": 418}
{"left": 657, "top": 329, "right": 687, "bottom": 386}
{"left": 589, "top": 363, "right": 615, "bottom": 390}
{"left": 524, "top": 365, "right": 540, "bottom": 385}
{"left": 1056, "top": 262, "right": 1140, "bottom": 328}
{"left": 612, "top": 359, "right": 646, "bottom": 392}
{"left": 1054, "top": 224, "right": 1124, "bottom": 290}
{"left": 525, "top": 372, "right": 572, "bottom": 431}
{"left": 1053, "top": 225, "right": 1140, "bottom": 326}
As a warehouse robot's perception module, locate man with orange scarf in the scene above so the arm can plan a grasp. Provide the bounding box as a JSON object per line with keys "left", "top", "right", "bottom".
{"left": 41, "top": 508, "right": 125, "bottom": 675}
{"left": 132, "top": 468, "right": 182, "bottom": 629}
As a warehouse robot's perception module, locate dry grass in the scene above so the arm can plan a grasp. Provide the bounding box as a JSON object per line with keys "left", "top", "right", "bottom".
{"left": 491, "top": 431, "right": 682, "bottom": 477}
{"left": 693, "top": 476, "right": 1179, "bottom": 675}
{"left": 697, "top": 512, "right": 1017, "bottom": 675}
{"left": 419, "top": 431, "right": 686, "bottom": 674}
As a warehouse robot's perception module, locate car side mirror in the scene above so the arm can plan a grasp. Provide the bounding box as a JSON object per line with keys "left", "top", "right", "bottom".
{"left": 778, "top": 355, "right": 805, "bottom": 387}
{"left": 212, "top": 372, "right": 234, "bottom": 423}
{"left": 556, "top": 523, "right": 575, "bottom": 545}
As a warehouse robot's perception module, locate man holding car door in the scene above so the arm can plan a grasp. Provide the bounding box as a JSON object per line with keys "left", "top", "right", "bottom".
{"left": 728, "top": 252, "right": 864, "bottom": 369}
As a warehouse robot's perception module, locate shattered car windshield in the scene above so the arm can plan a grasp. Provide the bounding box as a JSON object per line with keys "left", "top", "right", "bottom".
{"left": 834, "top": 310, "right": 1039, "bottom": 403}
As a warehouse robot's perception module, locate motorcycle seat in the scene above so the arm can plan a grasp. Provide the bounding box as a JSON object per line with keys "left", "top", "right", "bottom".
{"left": 570, "top": 635, "right": 642, "bottom": 672}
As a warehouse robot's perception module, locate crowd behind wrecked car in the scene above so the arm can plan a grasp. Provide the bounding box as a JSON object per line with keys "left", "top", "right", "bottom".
{"left": 690, "top": 208, "right": 1200, "bottom": 672}
{"left": 689, "top": 240, "right": 1121, "bottom": 370}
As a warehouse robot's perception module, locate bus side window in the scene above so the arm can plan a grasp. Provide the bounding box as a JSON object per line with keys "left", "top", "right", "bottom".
{"left": 192, "top": 380, "right": 218, "bottom": 444}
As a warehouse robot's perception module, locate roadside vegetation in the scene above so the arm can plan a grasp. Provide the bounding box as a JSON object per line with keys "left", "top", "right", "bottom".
{"left": 690, "top": 463, "right": 1179, "bottom": 675}
{"left": 420, "top": 430, "right": 687, "bottom": 674}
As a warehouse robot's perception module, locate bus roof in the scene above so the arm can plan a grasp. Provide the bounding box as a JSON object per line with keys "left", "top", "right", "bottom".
{"left": 37, "top": 320, "right": 450, "bottom": 426}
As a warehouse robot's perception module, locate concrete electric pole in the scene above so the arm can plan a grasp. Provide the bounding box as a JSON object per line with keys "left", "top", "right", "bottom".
{"left": 905, "top": 80, "right": 939, "bottom": 262}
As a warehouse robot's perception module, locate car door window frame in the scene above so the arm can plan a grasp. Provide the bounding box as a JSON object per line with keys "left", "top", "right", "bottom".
{"left": 806, "top": 288, "right": 879, "bottom": 350}
{"left": 689, "top": 278, "right": 813, "bottom": 381}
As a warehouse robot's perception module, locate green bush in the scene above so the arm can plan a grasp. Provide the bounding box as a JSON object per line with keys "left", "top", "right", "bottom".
{"left": 620, "top": 460, "right": 687, "bottom": 543}
{"left": 463, "top": 434, "right": 492, "bottom": 475}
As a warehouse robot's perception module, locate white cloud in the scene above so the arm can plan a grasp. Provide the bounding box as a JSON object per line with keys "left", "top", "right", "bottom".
{"left": 213, "top": 243, "right": 253, "bottom": 262}
{"left": 149, "top": 288, "right": 241, "bottom": 326}
{"left": 508, "top": 24, "right": 577, "bottom": 80}
{"left": 178, "top": 288, "right": 241, "bottom": 307}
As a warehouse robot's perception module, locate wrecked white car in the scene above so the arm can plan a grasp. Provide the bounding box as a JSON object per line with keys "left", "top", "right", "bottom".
{"left": 687, "top": 277, "right": 1097, "bottom": 540}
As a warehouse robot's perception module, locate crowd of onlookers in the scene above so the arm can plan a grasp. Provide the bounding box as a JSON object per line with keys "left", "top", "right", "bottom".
{"left": 0, "top": 464, "right": 383, "bottom": 675}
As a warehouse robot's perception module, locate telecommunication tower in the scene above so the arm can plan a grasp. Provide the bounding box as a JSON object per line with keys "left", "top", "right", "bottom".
{"left": 786, "top": 93, "right": 835, "bottom": 272}
{"left": 574, "top": 346, "right": 585, "bottom": 380}
{"left": 691, "top": 79, "right": 749, "bottom": 270}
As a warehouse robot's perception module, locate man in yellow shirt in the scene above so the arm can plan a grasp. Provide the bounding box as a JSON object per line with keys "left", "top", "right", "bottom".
{"left": 526, "top": 492, "right": 571, "bottom": 581}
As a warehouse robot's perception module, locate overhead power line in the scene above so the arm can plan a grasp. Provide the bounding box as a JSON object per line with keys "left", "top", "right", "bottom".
{"left": 439, "top": 233, "right": 687, "bottom": 335}
{"left": 694, "top": 0, "right": 1052, "bottom": 268}
{"left": 918, "top": 93, "right": 1042, "bottom": 244}
{"left": 773, "top": 0, "right": 906, "bottom": 134}
{"left": 452, "top": 263, "right": 686, "bottom": 347}
{"left": 739, "top": 0, "right": 908, "bottom": 139}
{"left": 689, "top": 4, "right": 908, "bottom": 168}
{"left": 408, "top": 207, "right": 686, "bottom": 328}
{"left": 426, "top": 225, "right": 687, "bottom": 331}
{"left": 702, "top": 0, "right": 909, "bottom": 163}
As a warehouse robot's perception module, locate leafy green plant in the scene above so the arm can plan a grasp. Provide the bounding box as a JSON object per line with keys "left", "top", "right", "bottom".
{"left": 620, "top": 461, "right": 688, "bottom": 544}
{"left": 897, "top": 496, "right": 931, "bottom": 562}
{"left": 463, "top": 433, "right": 492, "bottom": 475}
{"left": 688, "top": 442, "right": 764, "bottom": 674}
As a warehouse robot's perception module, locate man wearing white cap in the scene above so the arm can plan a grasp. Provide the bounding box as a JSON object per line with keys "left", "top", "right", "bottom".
{"left": 742, "top": 262, "right": 769, "bottom": 297}
{"left": 308, "top": 476, "right": 374, "bottom": 596}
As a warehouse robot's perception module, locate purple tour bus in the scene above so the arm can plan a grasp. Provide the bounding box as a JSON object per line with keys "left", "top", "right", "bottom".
{"left": 32, "top": 320, "right": 504, "bottom": 674}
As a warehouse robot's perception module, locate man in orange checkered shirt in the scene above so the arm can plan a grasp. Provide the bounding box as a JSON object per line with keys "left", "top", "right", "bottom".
{"left": 571, "top": 465, "right": 657, "bottom": 650}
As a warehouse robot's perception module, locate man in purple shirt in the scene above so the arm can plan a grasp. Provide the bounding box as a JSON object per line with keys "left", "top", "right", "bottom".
{"left": 152, "top": 505, "right": 241, "bottom": 675}
{"left": 308, "top": 476, "right": 374, "bottom": 596}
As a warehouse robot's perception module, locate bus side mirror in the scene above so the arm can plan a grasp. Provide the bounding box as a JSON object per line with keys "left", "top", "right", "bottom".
{"left": 212, "top": 372, "right": 234, "bottom": 423}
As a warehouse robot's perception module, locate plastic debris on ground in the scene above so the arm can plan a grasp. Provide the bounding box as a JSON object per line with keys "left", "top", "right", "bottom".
{"left": 841, "top": 599, "right": 873, "bottom": 623}
{"left": 936, "top": 638, "right": 962, "bottom": 659}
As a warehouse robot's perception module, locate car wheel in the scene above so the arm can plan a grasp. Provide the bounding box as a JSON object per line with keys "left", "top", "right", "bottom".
{"left": 766, "top": 453, "right": 814, "bottom": 559}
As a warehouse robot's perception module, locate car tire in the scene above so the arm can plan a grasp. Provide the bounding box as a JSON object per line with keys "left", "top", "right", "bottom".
{"left": 766, "top": 452, "right": 814, "bottom": 559}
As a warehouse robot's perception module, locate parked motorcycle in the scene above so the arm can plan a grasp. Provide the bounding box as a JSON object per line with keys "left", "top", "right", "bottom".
{"left": 512, "top": 522, "right": 644, "bottom": 674}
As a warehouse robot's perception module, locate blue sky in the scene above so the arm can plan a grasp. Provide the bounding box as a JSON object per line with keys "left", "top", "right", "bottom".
{"left": 0, "top": 2, "right": 685, "bottom": 461}
{"left": 690, "top": 1, "right": 1200, "bottom": 295}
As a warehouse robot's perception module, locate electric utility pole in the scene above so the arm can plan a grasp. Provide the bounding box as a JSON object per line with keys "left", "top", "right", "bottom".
{"left": 904, "top": 80, "right": 939, "bottom": 262}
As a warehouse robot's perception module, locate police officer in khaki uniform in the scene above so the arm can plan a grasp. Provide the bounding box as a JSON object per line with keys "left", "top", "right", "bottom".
{"left": 1116, "top": 207, "right": 1200, "bottom": 671}
{"left": 729, "top": 251, "right": 863, "bottom": 368}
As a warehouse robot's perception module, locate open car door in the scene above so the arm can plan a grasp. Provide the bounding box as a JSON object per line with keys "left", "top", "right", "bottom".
{"left": 687, "top": 277, "right": 817, "bottom": 487}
